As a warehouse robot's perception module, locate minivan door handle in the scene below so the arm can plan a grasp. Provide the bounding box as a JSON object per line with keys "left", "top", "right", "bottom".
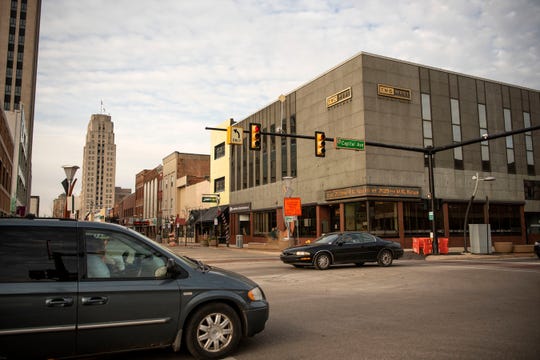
{"left": 46, "top": 297, "right": 74, "bottom": 307}
{"left": 81, "top": 296, "right": 108, "bottom": 306}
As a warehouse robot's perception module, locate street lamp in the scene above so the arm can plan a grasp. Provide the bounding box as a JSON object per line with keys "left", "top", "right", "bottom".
{"left": 463, "top": 172, "right": 495, "bottom": 253}
{"left": 62, "top": 165, "right": 79, "bottom": 218}
{"left": 278, "top": 94, "right": 286, "bottom": 133}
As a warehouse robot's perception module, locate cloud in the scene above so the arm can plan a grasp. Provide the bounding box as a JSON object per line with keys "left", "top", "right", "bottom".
{"left": 32, "top": 0, "right": 540, "bottom": 215}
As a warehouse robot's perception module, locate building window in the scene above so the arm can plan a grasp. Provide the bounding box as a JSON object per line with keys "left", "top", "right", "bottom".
{"left": 298, "top": 206, "right": 316, "bottom": 236}
{"left": 478, "top": 104, "right": 490, "bottom": 172}
{"left": 403, "top": 202, "right": 431, "bottom": 236}
{"left": 344, "top": 202, "right": 367, "bottom": 231}
{"left": 369, "top": 201, "right": 398, "bottom": 236}
{"left": 214, "top": 142, "right": 225, "bottom": 160}
{"left": 490, "top": 204, "right": 521, "bottom": 235}
{"left": 523, "top": 112, "right": 535, "bottom": 175}
{"left": 448, "top": 202, "right": 483, "bottom": 234}
{"left": 262, "top": 126, "right": 268, "bottom": 185}
{"left": 451, "top": 99, "right": 463, "bottom": 170}
{"left": 281, "top": 119, "right": 288, "bottom": 177}
{"left": 253, "top": 211, "right": 277, "bottom": 237}
{"left": 290, "top": 115, "right": 297, "bottom": 177}
{"left": 421, "top": 93, "right": 433, "bottom": 167}
{"left": 270, "top": 124, "right": 276, "bottom": 183}
{"left": 524, "top": 180, "right": 540, "bottom": 200}
{"left": 214, "top": 177, "right": 225, "bottom": 193}
{"left": 504, "top": 108, "right": 516, "bottom": 174}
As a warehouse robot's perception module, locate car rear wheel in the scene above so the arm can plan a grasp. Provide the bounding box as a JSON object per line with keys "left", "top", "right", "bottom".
{"left": 377, "top": 250, "right": 393, "bottom": 267}
{"left": 314, "top": 253, "right": 331, "bottom": 270}
{"left": 185, "top": 303, "right": 241, "bottom": 359}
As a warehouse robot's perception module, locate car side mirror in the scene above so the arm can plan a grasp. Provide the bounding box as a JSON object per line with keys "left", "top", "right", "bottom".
{"left": 336, "top": 240, "right": 344, "bottom": 246}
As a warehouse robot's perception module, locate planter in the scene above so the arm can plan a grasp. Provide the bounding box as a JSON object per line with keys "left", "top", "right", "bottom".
{"left": 513, "top": 244, "right": 534, "bottom": 253}
{"left": 200, "top": 240, "right": 209, "bottom": 247}
{"left": 209, "top": 239, "right": 217, "bottom": 246}
{"left": 493, "top": 241, "right": 513, "bottom": 253}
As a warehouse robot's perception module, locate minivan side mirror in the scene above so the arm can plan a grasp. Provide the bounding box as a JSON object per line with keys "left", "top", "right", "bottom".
{"left": 166, "top": 258, "right": 180, "bottom": 277}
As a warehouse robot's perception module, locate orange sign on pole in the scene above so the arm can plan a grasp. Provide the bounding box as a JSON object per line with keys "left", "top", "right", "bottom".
{"left": 284, "top": 197, "right": 302, "bottom": 216}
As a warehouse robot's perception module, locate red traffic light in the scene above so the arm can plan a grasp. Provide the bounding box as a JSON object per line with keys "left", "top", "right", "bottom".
{"left": 250, "top": 123, "right": 261, "bottom": 150}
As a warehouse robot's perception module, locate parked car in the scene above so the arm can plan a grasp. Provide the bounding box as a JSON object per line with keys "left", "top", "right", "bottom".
{"left": 0, "top": 218, "right": 269, "bottom": 360}
{"left": 280, "top": 231, "right": 404, "bottom": 270}
{"left": 535, "top": 241, "right": 540, "bottom": 259}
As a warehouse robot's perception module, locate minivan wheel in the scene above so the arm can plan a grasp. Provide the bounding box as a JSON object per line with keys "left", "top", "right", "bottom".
{"left": 186, "top": 303, "right": 241, "bottom": 359}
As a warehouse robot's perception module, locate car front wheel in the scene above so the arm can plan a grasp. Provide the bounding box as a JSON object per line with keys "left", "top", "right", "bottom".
{"left": 185, "top": 303, "right": 241, "bottom": 359}
{"left": 314, "top": 253, "right": 331, "bottom": 270}
{"left": 377, "top": 250, "right": 393, "bottom": 267}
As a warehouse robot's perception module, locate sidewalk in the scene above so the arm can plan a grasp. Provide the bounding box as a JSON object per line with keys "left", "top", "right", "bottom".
{"left": 164, "top": 243, "right": 538, "bottom": 262}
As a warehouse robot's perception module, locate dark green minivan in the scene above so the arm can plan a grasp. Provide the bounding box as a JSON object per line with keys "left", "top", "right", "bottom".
{"left": 0, "top": 218, "right": 269, "bottom": 359}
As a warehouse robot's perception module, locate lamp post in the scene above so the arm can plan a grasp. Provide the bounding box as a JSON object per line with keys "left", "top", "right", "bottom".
{"left": 62, "top": 165, "right": 79, "bottom": 219}
{"left": 282, "top": 176, "right": 294, "bottom": 243}
{"left": 463, "top": 172, "right": 495, "bottom": 253}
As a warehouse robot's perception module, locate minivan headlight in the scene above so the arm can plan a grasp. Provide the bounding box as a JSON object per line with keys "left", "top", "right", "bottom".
{"left": 248, "top": 287, "right": 265, "bottom": 301}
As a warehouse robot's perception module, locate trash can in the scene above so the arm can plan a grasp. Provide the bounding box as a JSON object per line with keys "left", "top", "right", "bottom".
{"left": 235, "top": 235, "right": 244, "bottom": 248}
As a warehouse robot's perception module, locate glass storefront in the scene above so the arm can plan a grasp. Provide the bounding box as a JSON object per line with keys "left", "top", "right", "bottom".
{"left": 344, "top": 201, "right": 398, "bottom": 236}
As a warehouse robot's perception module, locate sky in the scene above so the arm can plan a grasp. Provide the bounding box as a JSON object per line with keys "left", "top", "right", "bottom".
{"left": 32, "top": 0, "right": 540, "bottom": 216}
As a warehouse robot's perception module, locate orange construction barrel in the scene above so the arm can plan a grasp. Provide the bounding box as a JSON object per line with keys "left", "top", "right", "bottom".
{"left": 438, "top": 237, "right": 449, "bottom": 254}
{"left": 422, "top": 238, "right": 433, "bottom": 255}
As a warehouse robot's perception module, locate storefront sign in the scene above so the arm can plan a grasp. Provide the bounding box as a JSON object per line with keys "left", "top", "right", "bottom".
{"left": 377, "top": 84, "right": 411, "bottom": 101}
{"left": 325, "top": 184, "right": 420, "bottom": 201}
{"left": 230, "top": 203, "right": 251, "bottom": 213}
{"left": 326, "top": 87, "right": 352, "bottom": 108}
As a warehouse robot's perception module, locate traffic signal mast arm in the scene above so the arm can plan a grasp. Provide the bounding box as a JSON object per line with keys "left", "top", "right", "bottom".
{"left": 205, "top": 126, "right": 334, "bottom": 141}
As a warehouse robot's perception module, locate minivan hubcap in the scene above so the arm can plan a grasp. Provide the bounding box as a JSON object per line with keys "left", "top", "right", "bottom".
{"left": 197, "top": 313, "right": 233, "bottom": 352}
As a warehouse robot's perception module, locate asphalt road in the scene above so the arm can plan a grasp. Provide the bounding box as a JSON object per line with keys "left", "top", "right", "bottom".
{"left": 88, "top": 246, "right": 540, "bottom": 360}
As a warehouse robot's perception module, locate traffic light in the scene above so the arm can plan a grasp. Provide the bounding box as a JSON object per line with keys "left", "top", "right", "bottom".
{"left": 315, "top": 131, "right": 326, "bottom": 157}
{"left": 250, "top": 123, "right": 261, "bottom": 150}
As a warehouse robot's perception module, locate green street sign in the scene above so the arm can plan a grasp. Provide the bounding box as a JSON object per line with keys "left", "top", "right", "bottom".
{"left": 335, "top": 137, "right": 365, "bottom": 151}
{"left": 202, "top": 196, "right": 218, "bottom": 203}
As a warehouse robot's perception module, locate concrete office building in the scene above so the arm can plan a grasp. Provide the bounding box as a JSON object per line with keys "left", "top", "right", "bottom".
{"left": 0, "top": 0, "right": 41, "bottom": 214}
{"left": 80, "top": 113, "right": 116, "bottom": 219}
{"left": 228, "top": 52, "right": 540, "bottom": 248}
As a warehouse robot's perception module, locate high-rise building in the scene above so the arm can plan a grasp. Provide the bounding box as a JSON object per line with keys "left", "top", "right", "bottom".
{"left": 80, "top": 113, "right": 116, "bottom": 219}
{"left": 0, "top": 0, "right": 42, "bottom": 214}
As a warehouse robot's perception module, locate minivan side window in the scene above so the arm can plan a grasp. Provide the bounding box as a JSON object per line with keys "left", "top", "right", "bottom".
{"left": 0, "top": 227, "right": 78, "bottom": 282}
{"left": 84, "top": 230, "right": 168, "bottom": 279}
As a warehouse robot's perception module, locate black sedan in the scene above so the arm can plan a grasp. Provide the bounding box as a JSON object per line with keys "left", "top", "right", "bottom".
{"left": 280, "top": 231, "right": 404, "bottom": 270}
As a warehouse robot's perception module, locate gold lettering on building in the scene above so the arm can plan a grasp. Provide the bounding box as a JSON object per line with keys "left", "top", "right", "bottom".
{"left": 377, "top": 84, "right": 411, "bottom": 101}
{"left": 325, "top": 185, "right": 420, "bottom": 201}
{"left": 326, "top": 87, "right": 352, "bottom": 108}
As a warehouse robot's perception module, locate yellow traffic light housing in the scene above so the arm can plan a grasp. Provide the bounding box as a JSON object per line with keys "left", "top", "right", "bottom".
{"left": 250, "top": 123, "right": 261, "bottom": 150}
{"left": 315, "top": 131, "right": 326, "bottom": 157}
